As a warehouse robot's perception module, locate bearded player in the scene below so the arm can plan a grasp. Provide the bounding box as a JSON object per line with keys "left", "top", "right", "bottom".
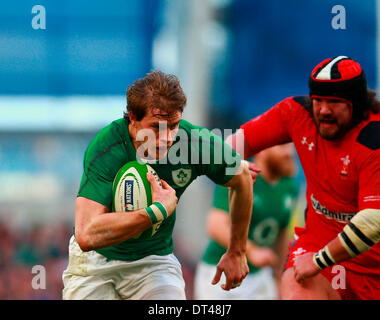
{"left": 62, "top": 71, "right": 253, "bottom": 300}
{"left": 227, "top": 56, "right": 380, "bottom": 299}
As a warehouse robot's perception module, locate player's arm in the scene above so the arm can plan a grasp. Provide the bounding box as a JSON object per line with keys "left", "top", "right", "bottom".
{"left": 211, "top": 161, "right": 253, "bottom": 290}
{"left": 75, "top": 173, "right": 177, "bottom": 252}
{"left": 75, "top": 197, "right": 150, "bottom": 251}
{"left": 226, "top": 100, "right": 293, "bottom": 160}
{"left": 293, "top": 208, "right": 380, "bottom": 282}
{"left": 226, "top": 101, "right": 293, "bottom": 181}
{"left": 225, "top": 129, "right": 253, "bottom": 159}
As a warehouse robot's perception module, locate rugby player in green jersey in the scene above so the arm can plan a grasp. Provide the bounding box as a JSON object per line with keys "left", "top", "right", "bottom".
{"left": 62, "top": 71, "right": 253, "bottom": 300}
{"left": 194, "top": 143, "right": 299, "bottom": 299}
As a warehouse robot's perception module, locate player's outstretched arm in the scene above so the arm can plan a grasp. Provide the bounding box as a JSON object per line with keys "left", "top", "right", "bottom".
{"left": 212, "top": 161, "right": 253, "bottom": 290}
{"left": 225, "top": 129, "right": 253, "bottom": 160}
{"left": 293, "top": 208, "right": 380, "bottom": 282}
{"left": 226, "top": 132, "right": 261, "bottom": 182}
{"left": 75, "top": 173, "right": 177, "bottom": 252}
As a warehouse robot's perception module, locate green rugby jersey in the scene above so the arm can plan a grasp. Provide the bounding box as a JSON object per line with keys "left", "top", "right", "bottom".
{"left": 77, "top": 117, "right": 241, "bottom": 261}
{"left": 202, "top": 175, "right": 299, "bottom": 274}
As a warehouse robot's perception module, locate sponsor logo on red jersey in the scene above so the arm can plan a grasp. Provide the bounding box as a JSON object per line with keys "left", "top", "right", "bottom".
{"left": 311, "top": 194, "right": 355, "bottom": 223}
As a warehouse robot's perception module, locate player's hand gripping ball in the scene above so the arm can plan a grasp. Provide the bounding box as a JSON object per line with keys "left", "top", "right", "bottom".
{"left": 112, "top": 161, "right": 163, "bottom": 239}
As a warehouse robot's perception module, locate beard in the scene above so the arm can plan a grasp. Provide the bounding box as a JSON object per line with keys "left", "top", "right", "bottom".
{"left": 314, "top": 116, "right": 351, "bottom": 140}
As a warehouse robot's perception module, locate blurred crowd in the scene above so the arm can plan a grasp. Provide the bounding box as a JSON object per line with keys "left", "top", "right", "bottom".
{"left": 0, "top": 213, "right": 302, "bottom": 300}
{"left": 0, "top": 218, "right": 198, "bottom": 300}
{"left": 0, "top": 219, "right": 72, "bottom": 299}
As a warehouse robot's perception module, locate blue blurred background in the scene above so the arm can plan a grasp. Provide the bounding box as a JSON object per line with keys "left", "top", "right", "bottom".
{"left": 0, "top": 0, "right": 377, "bottom": 299}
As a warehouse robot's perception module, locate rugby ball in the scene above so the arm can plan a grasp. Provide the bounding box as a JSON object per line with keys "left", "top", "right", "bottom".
{"left": 112, "top": 161, "right": 163, "bottom": 239}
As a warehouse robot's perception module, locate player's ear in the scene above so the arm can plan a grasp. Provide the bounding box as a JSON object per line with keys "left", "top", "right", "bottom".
{"left": 128, "top": 111, "right": 136, "bottom": 126}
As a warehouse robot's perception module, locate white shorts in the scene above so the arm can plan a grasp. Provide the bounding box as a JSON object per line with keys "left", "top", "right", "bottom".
{"left": 62, "top": 236, "right": 186, "bottom": 300}
{"left": 193, "top": 261, "right": 278, "bottom": 300}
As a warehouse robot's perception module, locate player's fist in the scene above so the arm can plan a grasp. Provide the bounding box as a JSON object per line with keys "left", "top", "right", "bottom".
{"left": 293, "top": 252, "right": 320, "bottom": 282}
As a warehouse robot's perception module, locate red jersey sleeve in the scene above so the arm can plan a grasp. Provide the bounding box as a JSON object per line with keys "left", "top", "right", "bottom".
{"left": 358, "top": 148, "right": 380, "bottom": 210}
{"left": 240, "top": 97, "right": 298, "bottom": 154}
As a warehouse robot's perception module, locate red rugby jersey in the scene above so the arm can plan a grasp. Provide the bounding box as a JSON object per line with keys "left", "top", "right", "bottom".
{"left": 241, "top": 96, "right": 380, "bottom": 274}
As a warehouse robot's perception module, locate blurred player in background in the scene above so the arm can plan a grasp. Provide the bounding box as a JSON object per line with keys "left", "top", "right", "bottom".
{"left": 227, "top": 56, "right": 380, "bottom": 299}
{"left": 194, "top": 143, "right": 299, "bottom": 300}
{"left": 62, "top": 70, "right": 253, "bottom": 300}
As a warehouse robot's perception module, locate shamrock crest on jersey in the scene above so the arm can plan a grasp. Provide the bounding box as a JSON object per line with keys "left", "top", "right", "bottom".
{"left": 172, "top": 168, "right": 192, "bottom": 187}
